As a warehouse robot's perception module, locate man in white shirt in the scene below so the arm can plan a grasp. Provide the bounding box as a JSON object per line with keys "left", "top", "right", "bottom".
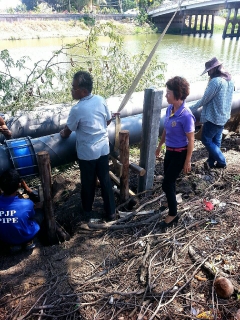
{"left": 60, "top": 71, "right": 116, "bottom": 222}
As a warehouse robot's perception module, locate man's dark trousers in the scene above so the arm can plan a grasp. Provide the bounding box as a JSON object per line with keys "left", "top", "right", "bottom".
{"left": 79, "top": 155, "right": 115, "bottom": 217}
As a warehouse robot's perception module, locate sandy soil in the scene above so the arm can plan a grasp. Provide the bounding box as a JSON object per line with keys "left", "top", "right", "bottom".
{"left": 0, "top": 127, "right": 240, "bottom": 319}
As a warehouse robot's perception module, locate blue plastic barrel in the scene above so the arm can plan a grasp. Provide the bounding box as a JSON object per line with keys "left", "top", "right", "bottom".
{"left": 6, "top": 138, "right": 38, "bottom": 177}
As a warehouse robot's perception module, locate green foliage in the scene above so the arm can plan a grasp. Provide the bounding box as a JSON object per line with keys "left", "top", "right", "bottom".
{"left": 98, "top": 7, "right": 119, "bottom": 14}
{"left": 135, "top": 8, "right": 156, "bottom": 31}
{"left": 137, "top": 0, "right": 163, "bottom": 12}
{"left": 81, "top": 15, "right": 96, "bottom": 26}
{"left": 122, "top": 0, "right": 136, "bottom": 12}
{"left": 220, "top": 9, "right": 240, "bottom": 19}
{"left": 0, "top": 22, "right": 165, "bottom": 114}
{"left": 129, "top": 144, "right": 140, "bottom": 157}
{"left": 22, "top": 0, "right": 38, "bottom": 10}
{"left": 6, "top": 7, "right": 15, "bottom": 13}
{"left": 135, "top": 8, "right": 149, "bottom": 25}
{"left": 14, "top": 4, "right": 27, "bottom": 12}
{"left": 0, "top": 48, "right": 66, "bottom": 113}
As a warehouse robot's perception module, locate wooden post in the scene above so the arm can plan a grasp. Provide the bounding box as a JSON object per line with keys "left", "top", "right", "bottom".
{"left": 119, "top": 130, "right": 129, "bottom": 202}
{"left": 37, "top": 151, "right": 70, "bottom": 244}
{"left": 138, "top": 88, "right": 163, "bottom": 193}
{"left": 37, "top": 151, "right": 57, "bottom": 244}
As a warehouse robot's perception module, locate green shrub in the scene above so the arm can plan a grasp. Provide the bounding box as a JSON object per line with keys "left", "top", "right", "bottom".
{"left": 0, "top": 22, "right": 166, "bottom": 114}
{"left": 81, "top": 15, "right": 96, "bottom": 26}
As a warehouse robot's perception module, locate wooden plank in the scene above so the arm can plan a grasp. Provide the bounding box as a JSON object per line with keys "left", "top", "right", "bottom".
{"left": 109, "top": 171, "right": 135, "bottom": 196}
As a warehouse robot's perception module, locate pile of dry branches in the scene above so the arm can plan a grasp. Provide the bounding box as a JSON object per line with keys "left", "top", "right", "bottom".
{"left": 1, "top": 136, "right": 240, "bottom": 319}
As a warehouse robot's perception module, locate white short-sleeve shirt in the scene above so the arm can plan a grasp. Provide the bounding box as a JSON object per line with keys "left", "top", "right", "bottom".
{"left": 67, "top": 94, "right": 111, "bottom": 160}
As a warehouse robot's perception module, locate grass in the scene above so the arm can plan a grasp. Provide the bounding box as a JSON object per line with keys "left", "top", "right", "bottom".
{"left": 129, "top": 144, "right": 141, "bottom": 158}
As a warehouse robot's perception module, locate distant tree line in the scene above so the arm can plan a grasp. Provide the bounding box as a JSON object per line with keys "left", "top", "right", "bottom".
{"left": 20, "top": 0, "right": 163, "bottom": 13}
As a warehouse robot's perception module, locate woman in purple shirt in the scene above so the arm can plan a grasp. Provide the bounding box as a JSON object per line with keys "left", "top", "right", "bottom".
{"left": 156, "top": 76, "right": 195, "bottom": 228}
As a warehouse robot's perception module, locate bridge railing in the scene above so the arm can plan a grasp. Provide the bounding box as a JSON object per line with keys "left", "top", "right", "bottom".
{"left": 148, "top": 0, "right": 223, "bottom": 14}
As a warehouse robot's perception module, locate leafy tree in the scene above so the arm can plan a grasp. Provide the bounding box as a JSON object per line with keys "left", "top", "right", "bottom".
{"left": 122, "top": 0, "right": 136, "bottom": 12}
{"left": 14, "top": 4, "right": 27, "bottom": 12}
{"left": 0, "top": 22, "right": 165, "bottom": 114}
{"left": 22, "top": 0, "right": 38, "bottom": 10}
{"left": 137, "top": 0, "right": 163, "bottom": 12}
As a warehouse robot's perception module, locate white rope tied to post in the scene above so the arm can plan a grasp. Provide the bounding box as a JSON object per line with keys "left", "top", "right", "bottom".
{"left": 117, "top": 0, "right": 184, "bottom": 114}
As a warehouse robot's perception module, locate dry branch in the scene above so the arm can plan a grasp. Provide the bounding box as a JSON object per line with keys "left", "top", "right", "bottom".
{"left": 188, "top": 245, "right": 240, "bottom": 292}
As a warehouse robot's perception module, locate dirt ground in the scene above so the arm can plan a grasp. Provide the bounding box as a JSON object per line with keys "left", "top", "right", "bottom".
{"left": 0, "top": 130, "right": 240, "bottom": 319}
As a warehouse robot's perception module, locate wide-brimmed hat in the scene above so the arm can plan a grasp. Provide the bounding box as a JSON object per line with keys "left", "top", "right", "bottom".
{"left": 201, "top": 57, "right": 222, "bottom": 76}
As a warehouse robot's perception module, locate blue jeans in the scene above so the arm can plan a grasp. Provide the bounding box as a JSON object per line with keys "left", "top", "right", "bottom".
{"left": 202, "top": 121, "right": 226, "bottom": 167}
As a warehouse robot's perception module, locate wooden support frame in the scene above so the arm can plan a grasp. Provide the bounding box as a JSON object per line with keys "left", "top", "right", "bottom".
{"left": 110, "top": 153, "right": 146, "bottom": 176}
{"left": 110, "top": 155, "right": 123, "bottom": 177}
{"left": 109, "top": 171, "right": 135, "bottom": 197}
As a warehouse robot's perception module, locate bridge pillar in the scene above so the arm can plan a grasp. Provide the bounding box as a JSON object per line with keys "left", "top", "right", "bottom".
{"left": 205, "top": 15, "right": 209, "bottom": 31}
{"left": 223, "top": 3, "right": 240, "bottom": 39}
{"left": 199, "top": 14, "right": 204, "bottom": 33}
{"left": 181, "top": 10, "right": 216, "bottom": 37}
{"left": 193, "top": 14, "right": 198, "bottom": 33}
{"left": 210, "top": 14, "right": 214, "bottom": 35}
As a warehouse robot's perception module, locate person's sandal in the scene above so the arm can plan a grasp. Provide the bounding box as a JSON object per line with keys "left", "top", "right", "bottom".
{"left": 25, "top": 241, "right": 36, "bottom": 251}
{"left": 159, "top": 215, "right": 179, "bottom": 229}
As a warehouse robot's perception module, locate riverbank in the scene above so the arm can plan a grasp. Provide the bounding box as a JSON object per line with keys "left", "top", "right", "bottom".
{"left": 0, "top": 15, "right": 226, "bottom": 41}
{"left": 0, "top": 18, "right": 154, "bottom": 40}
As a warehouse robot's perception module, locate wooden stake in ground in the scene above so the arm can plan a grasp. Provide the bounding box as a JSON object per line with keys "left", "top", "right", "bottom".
{"left": 37, "top": 151, "right": 70, "bottom": 244}
{"left": 119, "top": 130, "right": 130, "bottom": 202}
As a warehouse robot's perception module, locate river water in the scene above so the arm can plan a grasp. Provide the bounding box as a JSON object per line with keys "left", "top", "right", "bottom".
{"left": 0, "top": 31, "right": 239, "bottom": 85}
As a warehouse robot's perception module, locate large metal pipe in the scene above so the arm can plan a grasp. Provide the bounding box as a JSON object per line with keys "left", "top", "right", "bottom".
{"left": 3, "top": 79, "right": 239, "bottom": 143}
{"left": 1, "top": 92, "right": 240, "bottom": 178}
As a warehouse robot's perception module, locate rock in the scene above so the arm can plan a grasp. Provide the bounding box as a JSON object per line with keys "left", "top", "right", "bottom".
{"left": 222, "top": 129, "right": 229, "bottom": 139}
{"left": 235, "top": 309, "right": 240, "bottom": 320}
{"left": 214, "top": 277, "right": 234, "bottom": 298}
{"left": 155, "top": 175, "right": 164, "bottom": 181}
{"left": 235, "top": 138, "right": 240, "bottom": 145}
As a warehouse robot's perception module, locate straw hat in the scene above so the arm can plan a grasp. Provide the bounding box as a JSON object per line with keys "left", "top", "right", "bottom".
{"left": 201, "top": 57, "right": 222, "bottom": 76}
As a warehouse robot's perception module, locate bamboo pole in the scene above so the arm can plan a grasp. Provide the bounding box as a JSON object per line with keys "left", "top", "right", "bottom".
{"left": 117, "top": 0, "right": 183, "bottom": 114}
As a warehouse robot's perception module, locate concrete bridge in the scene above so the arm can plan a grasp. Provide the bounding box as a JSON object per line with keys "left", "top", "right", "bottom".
{"left": 148, "top": 0, "right": 240, "bottom": 39}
